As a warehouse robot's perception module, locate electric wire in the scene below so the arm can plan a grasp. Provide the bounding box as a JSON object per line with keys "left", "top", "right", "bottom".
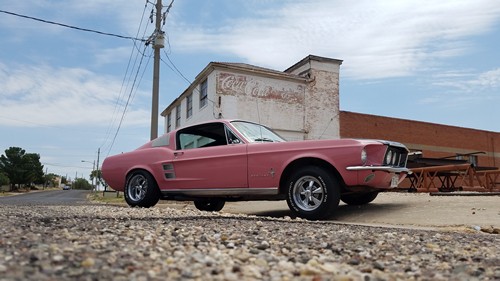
{"left": 164, "top": 0, "right": 175, "bottom": 25}
{"left": 99, "top": 3, "right": 150, "bottom": 152}
{"left": 0, "top": 9, "right": 146, "bottom": 42}
{"left": 0, "top": 3, "right": 163, "bottom": 176}
{"left": 1, "top": 2, "right": 176, "bottom": 161}
{"left": 105, "top": 45, "right": 153, "bottom": 157}
{"left": 161, "top": 50, "right": 223, "bottom": 119}
{"left": 162, "top": 50, "right": 191, "bottom": 84}
{"left": 101, "top": 0, "right": 174, "bottom": 156}
{"left": 42, "top": 162, "right": 94, "bottom": 169}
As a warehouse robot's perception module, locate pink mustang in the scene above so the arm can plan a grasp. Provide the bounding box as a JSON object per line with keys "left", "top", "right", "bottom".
{"left": 102, "top": 120, "right": 409, "bottom": 220}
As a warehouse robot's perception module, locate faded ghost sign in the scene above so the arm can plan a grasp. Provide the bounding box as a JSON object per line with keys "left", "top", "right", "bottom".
{"left": 216, "top": 72, "right": 305, "bottom": 104}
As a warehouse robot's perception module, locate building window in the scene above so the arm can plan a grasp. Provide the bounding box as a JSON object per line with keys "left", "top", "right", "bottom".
{"left": 175, "top": 105, "right": 181, "bottom": 128}
{"left": 200, "top": 79, "right": 208, "bottom": 108}
{"left": 186, "top": 94, "right": 193, "bottom": 118}
{"left": 167, "top": 113, "right": 172, "bottom": 132}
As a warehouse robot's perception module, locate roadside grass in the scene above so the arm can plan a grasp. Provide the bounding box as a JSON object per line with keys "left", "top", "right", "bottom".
{"left": 0, "top": 186, "right": 60, "bottom": 197}
{"left": 87, "top": 191, "right": 125, "bottom": 204}
{"left": 0, "top": 191, "right": 15, "bottom": 197}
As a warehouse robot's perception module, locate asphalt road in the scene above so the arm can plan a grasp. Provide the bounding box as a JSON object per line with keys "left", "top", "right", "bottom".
{"left": 0, "top": 190, "right": 89, "bottom": 205}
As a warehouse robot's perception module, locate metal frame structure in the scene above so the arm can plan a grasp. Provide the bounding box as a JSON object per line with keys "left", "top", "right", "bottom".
{"left": 405, "top": 164, "right": 500, "bottom": 192}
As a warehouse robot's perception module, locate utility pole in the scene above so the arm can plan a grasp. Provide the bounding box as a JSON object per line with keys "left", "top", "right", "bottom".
{"left": 96, "top": 148, "right": 100, "bottom": 192}
{"left": 150, "top": 0, "right": 165, "bottom": 140}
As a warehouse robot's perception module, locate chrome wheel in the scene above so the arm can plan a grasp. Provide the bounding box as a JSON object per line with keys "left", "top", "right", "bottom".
{"left": 124, "top": 171, "right": 160, "bottom": 208}
{"left": 127, "top": 174, "right": 148, "bottom": 202}
{"left": 286, "top": 166, "right": 340, "bottom": 220}
{"left": 292, "top": 175, "right": 325, "bottom": 211}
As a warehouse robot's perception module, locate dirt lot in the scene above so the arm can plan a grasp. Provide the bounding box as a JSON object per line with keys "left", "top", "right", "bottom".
{"left": 96, "top": 190, "right": 500, "bottom": 230}
{"left": 218, "top": 192, "right": 500, "bottom": 229}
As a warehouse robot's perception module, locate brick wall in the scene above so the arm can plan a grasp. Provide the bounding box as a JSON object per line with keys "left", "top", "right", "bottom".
{"left": 340, "top": 111, "right": 500, "bottom": 168}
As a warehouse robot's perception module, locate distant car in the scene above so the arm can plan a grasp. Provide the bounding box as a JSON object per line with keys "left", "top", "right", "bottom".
{"left": 102, "top": 120, "right": 409, "bottom": 220}
{"left": 62, "top": 185, "right": 70, "bottom": 190}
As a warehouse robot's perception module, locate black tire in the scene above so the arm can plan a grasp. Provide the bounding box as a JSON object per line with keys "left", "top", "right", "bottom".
{"left": 124, "top": 170, "right": 160, "bottom": 208}
{"left": 340, "top": 191, "right": 379, "bottom": 205}
{"left": 194, "top": 199, "right": 225, "bottom": 212}
{"left": 285, "top": 166, "right": 340, "bottom": 220}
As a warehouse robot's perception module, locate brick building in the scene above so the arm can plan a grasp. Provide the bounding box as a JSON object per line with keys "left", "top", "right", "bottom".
{"left": 161, "top": 55, "right": 499, "bottom": 169}
{"left": 340, "top": 111, "right": 499, "bottom": 168}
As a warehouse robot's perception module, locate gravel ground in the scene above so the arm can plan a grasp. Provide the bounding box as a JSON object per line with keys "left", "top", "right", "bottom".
{"left": 0, "top": 204, "right": 499, "bottom": 281}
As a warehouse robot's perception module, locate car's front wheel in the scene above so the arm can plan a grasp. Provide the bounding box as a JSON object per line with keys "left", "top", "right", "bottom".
{"left": 340, "top": 191, "right": 378, "bottom": 205}
{"left": 285, "top": 166, "right": 340, "bottom": 220}
{"left": 124, "top": 170, "right": 160, "bottom": 208}
{"left": 194, "top": 199, "right": 225, "bottom": 212}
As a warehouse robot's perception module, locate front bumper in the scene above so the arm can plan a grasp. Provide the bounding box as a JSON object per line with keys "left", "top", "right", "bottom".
{"left": 345, "top": 166, "right": 410, "bottom": 188}
{"left": 346, "top": 166, "right": 410, "bottom": 174}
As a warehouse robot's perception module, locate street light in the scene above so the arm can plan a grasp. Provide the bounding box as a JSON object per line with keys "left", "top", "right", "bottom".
{"left": 81, "top": 160, "right": 96, "bottom": 192}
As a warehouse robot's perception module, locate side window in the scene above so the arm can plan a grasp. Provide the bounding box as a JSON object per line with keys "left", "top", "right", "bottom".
{"left": 152, "top": 134, "right": 170, "bottom": 147}
{"left": 177, "top": 123, "right": 228, "bottom": 150}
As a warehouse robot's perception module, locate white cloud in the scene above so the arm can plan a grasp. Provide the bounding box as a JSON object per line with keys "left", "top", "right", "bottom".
{"left": 421, "top": 67, "right": 500, "bottom": 106}
{"left": 433, "top": 68, "right": 500, "bottom": 92}
{"left": 471, "top": 68, "right": 500, "bottom": 88}
{"left": 0, "top": 63, "right": 150, "bottom": 127}
{"left": 171, "top": 0, "right": 500, "bottom": 79}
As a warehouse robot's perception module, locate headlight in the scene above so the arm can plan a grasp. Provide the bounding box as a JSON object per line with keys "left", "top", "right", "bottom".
{"left": 392, "top": 153, "right": 399, "bottom": 165}
{"left": 385, "top": 150, "right": 393, "bottom": 165}
{"left": 361, "top": 149, "right": 367, "bottom": 165}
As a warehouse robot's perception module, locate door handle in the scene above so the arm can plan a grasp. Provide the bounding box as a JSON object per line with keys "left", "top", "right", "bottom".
{"left": 174, "top": 152, "right": 184, "bottom": 157}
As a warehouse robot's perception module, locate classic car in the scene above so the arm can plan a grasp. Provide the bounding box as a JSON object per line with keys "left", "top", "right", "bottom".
{"left": 102, "top": 120, "right": 409, "bottom": 220}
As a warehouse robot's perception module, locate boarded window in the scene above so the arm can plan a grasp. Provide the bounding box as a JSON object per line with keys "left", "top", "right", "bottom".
{"left": 186, "top": 94, "right": 193, "bottom": 118}
{"left": 175, "top": 105, "right": 181, "bottom": 128}
{"left": 167, "top": 113, "right": 172, "bottom": 132}
{"left": 200, "top": 79, "right": 208, "bottom": 108}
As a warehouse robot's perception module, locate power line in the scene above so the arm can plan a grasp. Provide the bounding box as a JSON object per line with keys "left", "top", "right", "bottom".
{"left": 42, "top": 162, "right": 92, "bottom": 169}
{"left": 162, "top": 50, "right": 191, "bottom": 84}
{"left": 160, "top": 51, "right": 223, "bottom": 119}
{"left": 105, "top": 45, "right": 153, "bottom": 157}
{"left": 99, "top": 3, "right": 151, "bottom": 152}
{"left": 0, "top": 9, "right": 146, "bottom": 42}
{"left": 100, "top": 0, "right": 173, "bottom": 153}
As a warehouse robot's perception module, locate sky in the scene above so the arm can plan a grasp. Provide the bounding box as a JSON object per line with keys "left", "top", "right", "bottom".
{"left": 0, "top": 0, "right": 499, "bottom": 181}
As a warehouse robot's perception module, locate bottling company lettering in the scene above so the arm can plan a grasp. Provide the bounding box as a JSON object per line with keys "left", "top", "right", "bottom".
{"left": 216, "top": 72, "right": 305, "bottom": 103}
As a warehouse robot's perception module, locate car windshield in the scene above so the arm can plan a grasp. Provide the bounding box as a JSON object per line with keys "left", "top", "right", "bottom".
{"left": 231, "top": 121, "right": 285, "bottom": 143}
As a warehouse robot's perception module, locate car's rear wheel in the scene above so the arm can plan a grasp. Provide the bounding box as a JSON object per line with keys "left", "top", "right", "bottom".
{"left": 285, "top": 166, "right": 340, "bottom": 220}
{"left": 340, "top": 191, "right": 379, "bottom": 205}
{"left": 124, "top": 170, "right": 160, "bottom": 208}
{"left": 194, "top": 199, "right": 225, "bottom": 212}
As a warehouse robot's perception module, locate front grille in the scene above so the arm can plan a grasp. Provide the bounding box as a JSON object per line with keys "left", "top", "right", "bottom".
{"left": 384, "top": 146, "right": 408, "bottom": 167}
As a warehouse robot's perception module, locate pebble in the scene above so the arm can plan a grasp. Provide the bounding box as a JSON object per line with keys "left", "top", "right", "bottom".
{"left": 0, "top": 204, "right": 499, "bottom": 280}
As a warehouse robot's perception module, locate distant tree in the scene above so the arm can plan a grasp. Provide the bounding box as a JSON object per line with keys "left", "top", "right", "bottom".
{"left": 90, "top": 169, "right": 104, "bottom": 186}
{"left": 61, "top": 176, "right": 68, "bottom": 184}
{"left": 72, "top": 178, "right": 92, "bottom": 190}
{"left": 0, "top": 172, "right": 9, "bottom": 187}
{"left": 24, "top": 153, "right": 45, "bottom": 185}
{"left": 0, "top": 147, "right": 45, "bottom": 190}
{"left": 44, "top": 173, "right": 60, "bottom": 187}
